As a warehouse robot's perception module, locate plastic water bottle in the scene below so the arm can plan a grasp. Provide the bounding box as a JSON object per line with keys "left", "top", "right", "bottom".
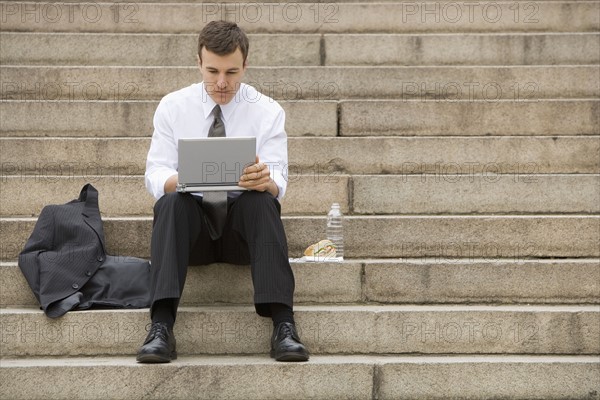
{"left": 326, "top": 203, "right": 344, "bottom": 260}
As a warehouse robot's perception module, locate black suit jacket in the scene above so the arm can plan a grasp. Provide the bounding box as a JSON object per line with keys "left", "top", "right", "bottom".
{"left": 19, "top": 184, "right": 150, "bottom": 317}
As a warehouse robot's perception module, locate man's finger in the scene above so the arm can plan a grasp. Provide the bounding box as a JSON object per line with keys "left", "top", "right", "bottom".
{"left": 244, "top": 162, "right": 262, "bottom": 175}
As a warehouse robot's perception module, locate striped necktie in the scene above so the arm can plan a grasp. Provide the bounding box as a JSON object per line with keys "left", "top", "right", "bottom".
{"left": 203, "top": 105, "right": 227, "bottom": 239}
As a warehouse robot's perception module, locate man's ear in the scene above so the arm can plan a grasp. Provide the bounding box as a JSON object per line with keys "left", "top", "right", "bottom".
{"left": 196, "top": 54, "right": 202, "bottom": 69}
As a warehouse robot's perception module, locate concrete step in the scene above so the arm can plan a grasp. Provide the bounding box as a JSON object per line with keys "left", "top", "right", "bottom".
{"left": 2, "top": 99, "right": 598, "bottom": 137}
{"left": 362, "top": 259, "right": 600, "bottom": 305}
{"left": 325, "top": 32, "right": 600, "bottom": 66}
{"left": 3, "top": 32, "right": 599, "bottom": 66}
{"left": 289, "top": 136, "right": 600, "bottom": 174}
{"left": 1, "top": 174, "right": 598, "bottom": 217}
{"left": 0, "top": 260, "right": 362, "bottom": 308}
{"left": 2, "top": 259, "right": 598, "bottom": 308}
{"left": 1, "top": 1, "right": 598, "bottom": 33}
{"left": 340, "top": 99, "right": 600, "bottom": 136}
{"left": 0, "top": 175, "right": 351, "bottom": 217}
{"left": 351, "top": 174, "right": 600, "bottom": 214}
{"left": 1, "top": 137, "right": 597, "bottom": 176}
{"left": 2, "top": 355, "right": 599, "bottom": 400}
{"left": 0, "top": 32, "right": 321, "bottom": 67}
{"left": 1, "top": 305, "right": 598, "bottom": 356}
{"left": 2, "top": 66, "right": 598, "bottom": 100}
{"left": 9, "top": 0, "right": 595, "bottom": 2}
{"left": 0, "top": 100, "right": 337, "bottom": 138}
{"left": 1, "top": 215, "right": 599, "bottom": 260}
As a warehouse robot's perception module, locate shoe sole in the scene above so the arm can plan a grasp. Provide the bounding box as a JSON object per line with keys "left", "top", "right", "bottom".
{"left": 270, "top": 350, "right": 309, "bottom": 362}
{"left": 136, "top": 351, "right": 178, "bottom": 364}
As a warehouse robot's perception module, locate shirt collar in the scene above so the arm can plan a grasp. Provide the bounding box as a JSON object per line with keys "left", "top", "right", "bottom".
{"left": 200, "top": 82, "right": 240, "bottom": 123}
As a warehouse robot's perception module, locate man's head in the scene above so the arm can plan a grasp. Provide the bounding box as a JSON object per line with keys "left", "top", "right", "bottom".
{"left": 197, "top": 21, "right": 249, "bottom": 105}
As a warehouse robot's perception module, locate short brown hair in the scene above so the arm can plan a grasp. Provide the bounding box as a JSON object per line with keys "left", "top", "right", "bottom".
{"left": 198, "top": 21, "right": 249, "bottom": 64}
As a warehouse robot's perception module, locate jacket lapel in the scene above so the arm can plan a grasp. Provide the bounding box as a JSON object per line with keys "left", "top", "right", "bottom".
{"left": 79, "top": 184, "right": 107, "bottom": 253}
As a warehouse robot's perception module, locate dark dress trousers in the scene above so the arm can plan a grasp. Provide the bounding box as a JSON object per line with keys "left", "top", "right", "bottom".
{"left": 150, "top": 190, "right": 295, "bottom": 318}
{"left": 19, "top": 184, "right": 151, "bottom": 318}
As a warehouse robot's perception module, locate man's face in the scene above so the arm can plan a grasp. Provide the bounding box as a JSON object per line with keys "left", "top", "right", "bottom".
{"left": 198, "top": 47, "right": 246, "bottom": 105}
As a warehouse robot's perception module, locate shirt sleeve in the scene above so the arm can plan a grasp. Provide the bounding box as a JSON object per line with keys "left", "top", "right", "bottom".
{"left": 258, "top": 105, "right": 288, "bottom": 201}
{"left": 145, "top": 98, "right": 178, "bottom": 200}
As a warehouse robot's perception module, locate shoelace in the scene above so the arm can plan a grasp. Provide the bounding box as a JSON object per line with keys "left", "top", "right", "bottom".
{"left": 278, "top": 323, "right": 295, "bottom": 338}
{"left": 145, "top": 322, "right": 169, "bottom": 342}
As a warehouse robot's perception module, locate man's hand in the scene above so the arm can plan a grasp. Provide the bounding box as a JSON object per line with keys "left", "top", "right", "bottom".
{"left": 239, "top": 156, "right": 278, "bottom": 197}
{"left": 164, "top": 174, "right": 179, "bottom": 194}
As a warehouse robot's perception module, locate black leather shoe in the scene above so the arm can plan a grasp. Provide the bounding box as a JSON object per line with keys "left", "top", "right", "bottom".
{"left": 270, "top": 322, "right": 309, "bottom": 362}
{"left": 136, "top": 322, "right": 177, "bottom": 363}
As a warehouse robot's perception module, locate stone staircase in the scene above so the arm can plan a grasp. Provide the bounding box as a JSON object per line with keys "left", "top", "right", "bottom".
{"left": 1, "top": 1, "right": 599, "bottom": 399}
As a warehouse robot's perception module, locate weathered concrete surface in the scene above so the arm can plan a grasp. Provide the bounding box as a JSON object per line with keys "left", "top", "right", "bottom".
{"left": 4, "top": 32, "right": 599, "bottom": 67}
{"left": 2, "top": 216, "right": 599, "bottom": 260}
{"left": 4, "top": 174, "right": 597, "bottom": 217}
{"left": 377, "top": 356, "right": 600, "bottom": 400}
{"left": 340, "top": 99, "right": 600, "bottom": 136}
{"left": 325, "top": 33, "right": 600, "bottom": 66}
{"left": 0, "top": 355, "right": 374, "bottom": 400}
{"left": 0, "top": 33, "right": 321, "bottom": 66}
{"left": 363, "top": 259, "right": 600, "bottom": 304}
{"left": 0, "top": 305, "right": 597, "bottom": 356}
{"left": 352, "top": 174, "right": 600, "bottom": 214}
{"left": 3, "top": 100, "right": 597, "bottom": 137}
{"left": 1, "top": 2, "right": 597, "bottom": 33}
{"left": 0, "top": 175, "right": 349, "bottom": 216}
{"left": 0, "top": 100, "right": 338, "bottom": 137}
{"left": 2, "top": 66, "right": 598, "bottom": 100}
{"left": 288, "top": 136, "right": 600, "bottom": 174}
{"left": 2, "top": 355, "right": 597, "bottom": 400}
{"left": 0, "top": 260, "right": 362, "bottom": 307}
{"left": 2, "top": 137, "right": 598, "bottom": 175}
{"left": 3, "top": 259, "right": 598, "bottom": 307}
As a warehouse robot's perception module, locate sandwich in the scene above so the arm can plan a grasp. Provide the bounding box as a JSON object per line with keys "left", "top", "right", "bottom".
{"left": 304, "top": 239, "right": 337, "bottom": 258}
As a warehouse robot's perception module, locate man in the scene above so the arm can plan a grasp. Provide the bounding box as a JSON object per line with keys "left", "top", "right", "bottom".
{"left": 138, "top": 20, "right": 309, "bottom": 363}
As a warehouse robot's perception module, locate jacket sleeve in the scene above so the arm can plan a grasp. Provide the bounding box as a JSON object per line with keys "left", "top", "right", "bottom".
{"left": 18, "top": 205, "right": 56, "bottom": 301}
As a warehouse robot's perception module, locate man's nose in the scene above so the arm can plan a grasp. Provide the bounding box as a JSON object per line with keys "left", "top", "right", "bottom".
{"left": 216, "top": 75, "right": 227, "bottom": 89}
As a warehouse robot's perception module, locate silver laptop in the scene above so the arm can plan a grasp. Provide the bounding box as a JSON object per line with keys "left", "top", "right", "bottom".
{"left": 176, "top": 137, "right": 256, "bottom": 192}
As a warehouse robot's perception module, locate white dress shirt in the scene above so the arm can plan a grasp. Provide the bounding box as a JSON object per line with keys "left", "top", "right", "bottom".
{"left": 145, "top": 82, "right": 288, "bottom": 201}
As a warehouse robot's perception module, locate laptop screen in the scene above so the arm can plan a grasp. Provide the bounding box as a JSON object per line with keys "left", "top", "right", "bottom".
{"left": 177, "top": 137, "right": 256, "bottom": 190}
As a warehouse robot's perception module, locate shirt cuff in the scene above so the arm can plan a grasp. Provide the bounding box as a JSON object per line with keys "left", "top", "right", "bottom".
{"left": 146, "top": 169, "right": 177, "bottom": 200}
{"left": 272, "top": 172, "right": 287, "bottom": 201}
